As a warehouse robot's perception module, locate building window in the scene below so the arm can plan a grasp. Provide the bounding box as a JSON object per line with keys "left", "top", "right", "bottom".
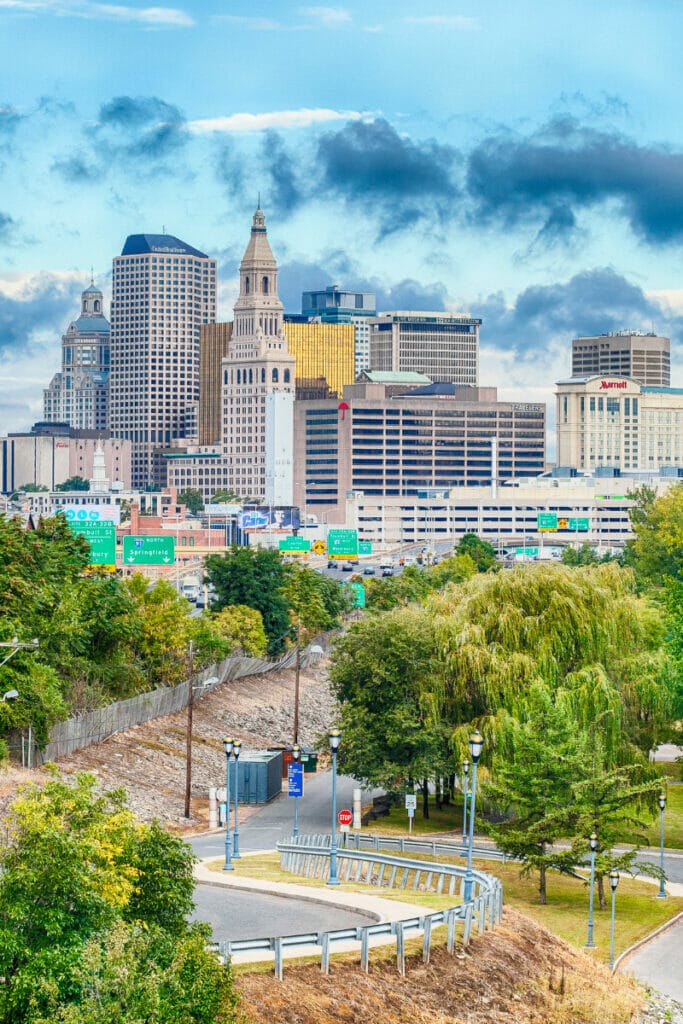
{"left": 263, "top": 276, "right": 269, "bottom": 294}
{"left": 245, "top": 276, "right": 250, "bottom": 294}
{"left": 284, "top": 368, "right": 290, "bottom": 383}
{"left": 272, "top": 368, "right": 279, "bottom": 382}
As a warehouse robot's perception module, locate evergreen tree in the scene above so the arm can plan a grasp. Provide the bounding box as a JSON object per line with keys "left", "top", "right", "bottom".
{"left": 205, "top": 546, "right": 290, "bottom": 655}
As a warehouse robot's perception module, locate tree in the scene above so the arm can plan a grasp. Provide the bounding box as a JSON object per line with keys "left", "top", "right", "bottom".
{"left": 0, "top": 772, "right": 239, "bottom": 1024}
{"left": 485, "top": 686, "right": 588, "bottom": 903}
{"left": 329, "top": 608, "right": 447, "bottom": 794}
{"left": 16, "top": 483, "right": 48, "bottom": 492}
{"left": 210, "top": 490, "right": 242, "bottom": 504}
{"left": 454, "top": 533, "right": 498, "bottom": 572}
{"left": 283, "top": 562, "right": 351, "bottom": 636}
{"left": 55, "top": 476, "right": 90, "bottom": 492}
{"left": 123, "top": 575, "right": 192, "bottom": 687}
{"left": 178, "top": 488, "right": 204, "bottom": 515}
{"left": 211, "top": 605, "right": 268, "bottom": 657}
{"left": 627, "top": 482, "right": 683, "bottom": 584}
{"left": 205, "top": 546, "right": 290, "bottom": 655}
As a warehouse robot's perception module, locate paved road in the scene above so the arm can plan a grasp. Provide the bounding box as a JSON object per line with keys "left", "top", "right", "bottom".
{"left": 191, "top": 883, "right": 374, "bottom": 942}
{"left": 190, "top": 770, "right": 378, "bottom": 860}
{"left": 624, "top": 918, "right": 683, "bottom": 1001}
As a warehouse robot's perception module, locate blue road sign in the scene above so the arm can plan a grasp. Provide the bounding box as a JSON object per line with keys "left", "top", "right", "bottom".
{"left": 288, "top": 762, "right": 304, "bottom": 798}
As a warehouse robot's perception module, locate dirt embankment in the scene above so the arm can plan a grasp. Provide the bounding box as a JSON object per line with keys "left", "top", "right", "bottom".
{"left": 236, "top": 908, "right": 644, "bottom": 1024}
{"left": 1, "top": 661, "right": 334, "bottom": 829}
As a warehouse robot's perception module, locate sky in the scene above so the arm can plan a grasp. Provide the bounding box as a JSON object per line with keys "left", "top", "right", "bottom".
{"left": 1, "top": 0, "right": 683, "bottom": 448}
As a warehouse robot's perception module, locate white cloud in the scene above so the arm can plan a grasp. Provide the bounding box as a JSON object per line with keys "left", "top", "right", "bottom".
{"left": 299, "top": 6, "right": 351, "bottom": 25}
{"left": 647, "top": 289, "right": 683, "bottom": 316}
{"left": 0, "top": 0, "right": 193, "bottom": 25}
{"left": 405, "top": 14, "right": 478, "bottom": 29}
{"left": 214, "top": 14, "right": 284, "bottom": 30}
{"left": 188, "top": 107, "right": 366, "bottom": 134}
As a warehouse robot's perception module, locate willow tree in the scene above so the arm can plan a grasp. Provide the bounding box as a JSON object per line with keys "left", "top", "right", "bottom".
{"left": 426, "top": 563, "right": 670, "bottom": 762}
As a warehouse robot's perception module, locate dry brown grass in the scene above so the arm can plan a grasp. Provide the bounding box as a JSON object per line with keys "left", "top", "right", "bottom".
{"left": 235, "top": 908, "right": 644, "bottom": 1024}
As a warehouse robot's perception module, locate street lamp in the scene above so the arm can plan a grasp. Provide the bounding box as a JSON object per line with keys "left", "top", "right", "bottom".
{"left": 222, "top": 737, "right": 234, "bottom": 871}
{"left": 327, "top": 727, "right": 341, "bottom": 886}
{"left": 291, "top": 743, "right": 301, "bottom": 839}
{"left": 585, "top": 832, "right": 599, "bottom": 948}
{"left": 657, "top": 791, "right": 667, "bottom": 899}
{"left": 184, "top": 636, "right": 218, "bottom": 819}
{"left": 232, "top": 739, "right": 242, "bottom": 859}
{"left": 464, "top": 732, "right": 484, "bottom": 902}
{"left": 1, "top": 690, "right": 19, "bottom": 702}
{"left": 609, "top": 869, "right": 620, "bottom": 969}
{"left": 461, "top": 758, "right": 470, "bottom": 847}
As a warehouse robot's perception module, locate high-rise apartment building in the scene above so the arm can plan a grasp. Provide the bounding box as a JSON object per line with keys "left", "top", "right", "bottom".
{"left": 282, "top": 318, "right": 355, "bottom": 398}
{"left": 368, "top": 311, "right": 481, "bottom": 385}
{"left": 43, "top": 282, "right": 110, "bottom": 431}
{"left": 198, "top": 322, "right": 232, "bottom": 445}
{"left": 220, "top": 208, "right": 295, "bottom": 501}
{"left": 108, "top": 233, "right": 217, "bottom": 488}
{"left": 571, "top": 332, "right": 670, "bottom": 386}
{"left": 302, "top": 285, "right": 376, "bottom": 375}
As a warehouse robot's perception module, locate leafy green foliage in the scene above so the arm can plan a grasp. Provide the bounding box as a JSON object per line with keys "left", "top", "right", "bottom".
{"left": 454, "top": 533, "right": 498, "bottom": 572}
{"left": 177, "top": 488, "right": 204, "bottom": 514}
{"left": 211, "top": 604, "right": 268, "bottom": 657}
{"left": 364, "top": 554, "right": 477, "bottom": 610}
{"left": 54, "top": 476, "right": 89, "bottom": 492}
{"left": 205, "top": 546, "right": 291, "bottom": 655}
{"left": 0, "top": 773, "right": 239, "bottom": 1024}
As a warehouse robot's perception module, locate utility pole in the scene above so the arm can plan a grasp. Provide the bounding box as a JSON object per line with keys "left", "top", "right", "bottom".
{"left": 184, "top": 640, "right": 194, "bottom": 818}
{"left": 293, "top": 617, "right": 301, "bottom": 745}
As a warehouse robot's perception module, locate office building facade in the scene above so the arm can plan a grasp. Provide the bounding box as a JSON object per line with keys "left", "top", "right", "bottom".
{"left": 293, "top": 380, "right": 545, "bottom": 520}
{"left": 198, "top": 322, "right": 232, "bottom": 445}
{"left": 368, "top": 311, "right": 481, "bottom": 384}
{"left": 282, "top": 318, "right": 355, "bottom": 398}
{"left": 302, "top": 285, "right": 376, "bottom": 375}
{"left": 43, "top": 282, "right": 110, "bottom": 431}
{"left": 557, "top": 374, "right": 683, "bottom": 471}
{"left": 108, "top": 233, "right": 217, "bottom": 489}
{"left": 1, "top": 425, "right": 131, "bottom": 494}
{"left": 571, "top": 332, "right": 670, "bottom": 387}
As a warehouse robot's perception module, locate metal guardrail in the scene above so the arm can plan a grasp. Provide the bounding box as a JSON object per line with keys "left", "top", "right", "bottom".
{"left": 342, "top": 831, "right": 509, "bottom": 862}
{"left": 213, "top": 833, "right": 503, "bottom": 979}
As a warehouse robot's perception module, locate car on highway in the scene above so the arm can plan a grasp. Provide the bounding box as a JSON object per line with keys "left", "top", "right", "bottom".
{"left": 380, "top": 562, "right": 394, "bottom": 576}
{"left": 341, "top": 562, "right": 356, "bottom": 572}
{"left": 363, "top": 564, "right": 376, "bottom": 576}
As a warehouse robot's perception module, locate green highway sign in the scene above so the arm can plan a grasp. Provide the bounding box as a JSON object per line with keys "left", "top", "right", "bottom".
{"left": 348, "top": 582, "right": 366, "bottom": 608}
{"left": 358, "top": 540, "right": 372, "bottom": 555}
{"left": 513, "top": 547, "right": 539, "bottom": 557}
{"left": 327, "top": 529, "right": 358, "bottom": 559}
{"left": 123, "top": 535, "right": 175, "bottom": 566}
{"left": 278, "top": 536, "right": 311, "bottom": 553}
{"left": 537, "top": 513, "right": 558, "bottom": 531}
{"left": 69, "top": 521, "right": 116, "bottom": 566}
{"left": 567, "top": 518, "right": 590, "bottom": 532}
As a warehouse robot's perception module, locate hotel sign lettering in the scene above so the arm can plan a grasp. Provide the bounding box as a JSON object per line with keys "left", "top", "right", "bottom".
{"left": 599, "top": 380, "right": 628, "bottom": 390}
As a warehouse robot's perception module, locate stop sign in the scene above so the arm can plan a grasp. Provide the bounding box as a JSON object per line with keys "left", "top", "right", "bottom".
{"left": 337, "top": 808, "right": 353, "bottom": 827}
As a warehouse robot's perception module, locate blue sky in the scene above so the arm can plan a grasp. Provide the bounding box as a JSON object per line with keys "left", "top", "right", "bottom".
{"left": 2, "top": 0, "right": 683, "bottom": 439}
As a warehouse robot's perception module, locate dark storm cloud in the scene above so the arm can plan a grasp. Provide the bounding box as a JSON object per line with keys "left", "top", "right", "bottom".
{"left": 0, "top": 274, "right": 84, "bottom": 358}
{"left": 261, "top": 131, "right": 303, "bottom": 215}
{"left": 466, "top": 116, "right": 683, "bottom": 245}
{"left": 317, "top": 118, "right": 459, "bottom": 234}
{"left": 215, "top": 140, "right": 244, "bottom": 197}
{"left": 0, "top": 104, "right": 22, "bottom": 135}
{"left": 478, "top": 267, "right": 673, "bottom": 355}
{"left": 90, "top": 95, "right": 187, "bottom": 164}
{"left": 277, "top": 254, "right": 448, "bottom": 316}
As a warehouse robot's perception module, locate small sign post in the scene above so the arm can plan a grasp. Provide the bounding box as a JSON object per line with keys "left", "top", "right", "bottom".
{"left": 338, "top": 808, "right": 353, "bottom": 833}
{"left": 405, "top": 793, "right": 417, "bottom": 834}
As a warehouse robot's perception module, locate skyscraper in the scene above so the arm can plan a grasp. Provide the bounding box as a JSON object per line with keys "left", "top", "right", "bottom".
{"left": 108, "top": 233, "right": 217, "bottom": 489}
{"left": 43, "top": 281, "right": 110, "bottom": 431}
{"left": 301, "top": 285, "right": 376, "bottom": 375}
{"left": 368, "top": 311, "right": 481, "bottom": 385}
{"left": 571, "top": 332, "right": 670, "bottom": 386}
{"left": 221, "top": 208, "right": 295, "bottom": 501}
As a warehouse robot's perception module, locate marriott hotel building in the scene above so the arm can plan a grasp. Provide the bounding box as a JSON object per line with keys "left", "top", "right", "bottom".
{"left": 556, "top": 375, "right": 683, "bottom": 472}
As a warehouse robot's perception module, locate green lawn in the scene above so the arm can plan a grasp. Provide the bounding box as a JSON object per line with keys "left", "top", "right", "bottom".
{"left": 643, "top": 783, "right": 683, "bottom": 849}
{"left": 205, "top": 849, "right": 683, "bottom": 963}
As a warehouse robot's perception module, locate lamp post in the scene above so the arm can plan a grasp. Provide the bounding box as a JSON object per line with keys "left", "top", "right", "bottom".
{"left": 657, "top": 791, "right": 667, "bottom": 899}
{"left": 585, "top": 832, "right": 599, "bottom": 948}
{"left": 232, "top": 739, "right": 242, "bottom": 859}
{"left": 293, "top": 617, "right": 301, "bottom": 745}
{"left": 292, "top": 743, "right": 301, "bottom": 838}
{"left": 609, "top": 869, "right": 620, "bottom": 969}
{"left": 327, "top": 727, "right": 341, "bottom": 886}
{"left": 461, "top": 758, "right": 470, "bottom": 847}
{"left": 222, "top": 737, "right": 234, "bottom": 871}
{"left": 464, "top": 732, "right": 484, "bottom": 902}
{"left": 184, "top": 640, "right": 195, "bottom": 819}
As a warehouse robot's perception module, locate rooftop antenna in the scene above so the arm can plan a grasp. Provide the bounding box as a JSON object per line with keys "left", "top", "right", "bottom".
{"left": 257, "top": 191, "right": 261, "bottom": 209}
{"left": 90, "top": 264, "right": 94, "bottom": 286}
{"left": 162, "top": 223, "right": 166, "bottom": 234}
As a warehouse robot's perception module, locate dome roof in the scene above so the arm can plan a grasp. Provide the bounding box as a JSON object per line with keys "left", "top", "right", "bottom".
{"left": 71, "top": 314, "right": 110, "bottom": 333}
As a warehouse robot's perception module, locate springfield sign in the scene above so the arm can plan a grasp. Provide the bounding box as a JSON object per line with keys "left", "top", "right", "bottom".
{"left": 122, "top": 536, "right": 175, "bottom": 565}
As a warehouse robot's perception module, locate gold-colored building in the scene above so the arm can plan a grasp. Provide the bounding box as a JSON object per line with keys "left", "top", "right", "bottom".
{"left": 199, "top": 322, "right": 232, "bottom": 445}
{"left": 282, "top": 319, "right": 355, "bottom": 399}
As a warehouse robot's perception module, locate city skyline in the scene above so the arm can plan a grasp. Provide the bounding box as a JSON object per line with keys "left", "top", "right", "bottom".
{"left": 2, "top": 0, "right": 683, "bottom": 437}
